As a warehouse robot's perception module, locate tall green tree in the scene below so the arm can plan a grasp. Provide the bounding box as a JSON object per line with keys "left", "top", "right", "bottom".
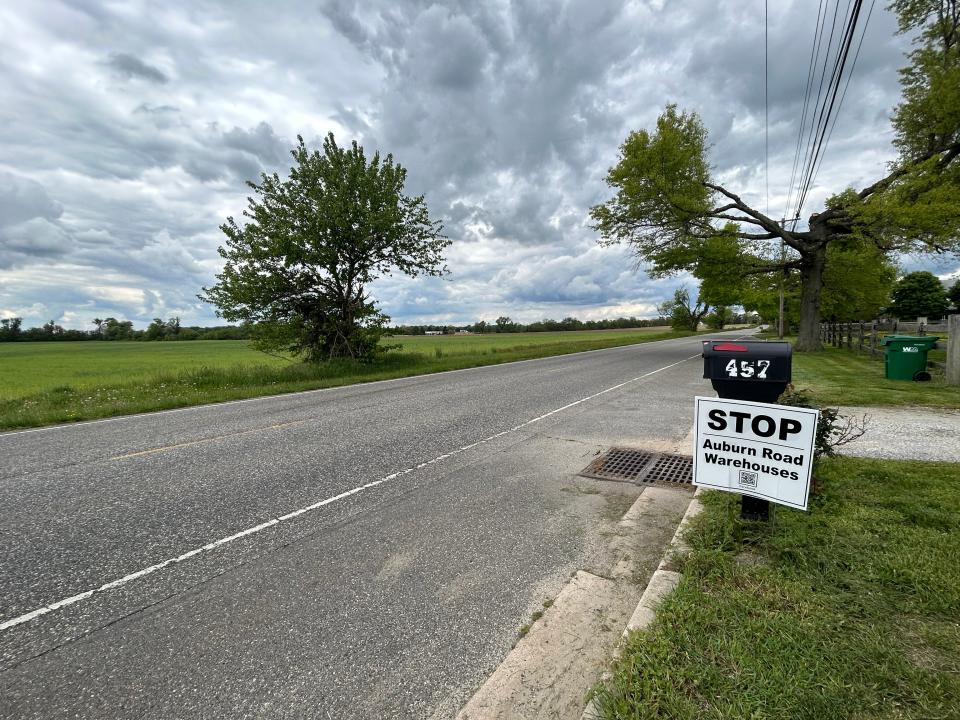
{"left": 948, "top": 278, "right": 960, "bottom": 311}
{"left": 736, "top": 240, "right": 896, "bottom": 326}
{"left": 145, "top": 318, "right": 167, "bottom": 340}
{"left": 495, "top": 316, "right": 515, "bottom": 332}
{"left": 102, "top": 317, "right": 134, "bottom": 340}
{"left": 691, "top": 225, "right": 751, "bottom": 311}
{"left": 819, "top": 239, "right": 898, "bottom": 320}
{"left": 705, "top": 306, "right": 734, "bottom": 330}
{"left": 0, "top": 317, "right": 22, "bottom": 341}
{"left": 201, "top": 134, "right": 448, "bottom": 361}
{"left": 591, "top": 1, "right": 960, "bottom": 351}
{"left": 888, "top": 270, "right": 950, "bottom": 318}
{"left": 657, "top": 287, "right": 710, "bottom": 331}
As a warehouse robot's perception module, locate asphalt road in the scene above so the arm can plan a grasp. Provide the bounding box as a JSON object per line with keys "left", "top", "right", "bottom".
{"left": 0, "top": 332, "right": 737, "bottom": 718}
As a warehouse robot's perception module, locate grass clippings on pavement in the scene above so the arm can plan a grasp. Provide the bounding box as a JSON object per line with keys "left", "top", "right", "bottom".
{"left": 592, "top": 455, "right": 960, "bottom": 720}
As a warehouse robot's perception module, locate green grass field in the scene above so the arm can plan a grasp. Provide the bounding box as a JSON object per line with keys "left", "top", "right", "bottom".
{"left": 0, "top": 340, "right": 287, "bottom": 399}
{"left": 0, "top": 328, "right": 681, "bottom": 400}
{"left": 0, "top": 327, "right": 696, "bottom": 429}
{"left": 593, "top": 456, "right": 960, "bottom": 719}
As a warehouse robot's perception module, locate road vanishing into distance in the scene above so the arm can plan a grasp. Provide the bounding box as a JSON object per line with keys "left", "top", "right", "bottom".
{"left": 0, "top": 332, "right": 742, "bottom": 718}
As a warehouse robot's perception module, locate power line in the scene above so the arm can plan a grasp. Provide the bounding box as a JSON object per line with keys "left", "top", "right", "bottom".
{"left": 765, "top": 0, "right": 769, "bottom": 217}
{"left": 791, "top": 0, "right": 851, "bottom": 221}
{"left": 783, "top": 0, "right": 872, "bottom": 226}
{"left": 804, "top": 0, "right": 877, "bottom": 205}
{"left": 784, "top": 0, "right": 826, "bottom": 227}
{"left": 794, "top": 0, "right": 865, "bottom": 217}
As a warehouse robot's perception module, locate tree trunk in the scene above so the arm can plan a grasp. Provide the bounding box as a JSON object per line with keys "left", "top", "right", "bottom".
{"left": 795, "top": 244, "right": 827, "bottom": 351}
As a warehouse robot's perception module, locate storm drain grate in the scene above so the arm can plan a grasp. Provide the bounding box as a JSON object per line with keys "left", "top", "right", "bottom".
{"left": 579, "top": 448, "right": 655, "bottom": 482}
{"left": 643, "top": 453, "right": 694, "bottom": 485}
{"left": 579, "top": 448, "right": 693, "bottom": 486}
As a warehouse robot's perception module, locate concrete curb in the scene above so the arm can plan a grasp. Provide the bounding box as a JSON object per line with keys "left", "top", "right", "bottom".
{"left": 622, "top": 490, "right": 703, "bottom": 635}
{"left": 454, "top": 484, "right": 695, "bottom": 720}
{"left": 617, "top": 423, "right": 702, "bottom": 637}
{"left": 580, "top": 489, "right": 704, "bottom": 720}
{"left": 452, "top": 425, "right": 705, "bottom": 719}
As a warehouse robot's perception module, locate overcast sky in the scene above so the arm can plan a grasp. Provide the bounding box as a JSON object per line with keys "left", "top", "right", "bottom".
{"left": 1, "top": 0, "right": 956, "bottom": 330}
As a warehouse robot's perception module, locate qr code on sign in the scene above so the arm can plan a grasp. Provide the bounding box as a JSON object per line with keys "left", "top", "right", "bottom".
{"left": 738, "top": 470, "right": 758, "bottom": 489}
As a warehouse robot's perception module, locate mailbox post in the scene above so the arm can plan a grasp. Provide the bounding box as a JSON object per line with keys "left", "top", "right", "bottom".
{"left": 702, "top": 340, "right": 793, "bottom": 520}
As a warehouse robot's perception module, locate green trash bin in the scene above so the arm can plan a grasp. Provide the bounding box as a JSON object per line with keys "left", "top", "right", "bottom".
{"left": 881, "top": 335, "right": 939, "bottom": 381}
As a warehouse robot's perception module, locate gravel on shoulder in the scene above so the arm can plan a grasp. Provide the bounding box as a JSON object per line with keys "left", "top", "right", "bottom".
{"left": 835, "top": 405, "right": 960, "bottom": 462}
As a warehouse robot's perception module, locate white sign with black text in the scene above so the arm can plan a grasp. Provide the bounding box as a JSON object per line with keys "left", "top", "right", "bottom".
{"left": 693, "top": 396, "right": 819, "bottom": 510}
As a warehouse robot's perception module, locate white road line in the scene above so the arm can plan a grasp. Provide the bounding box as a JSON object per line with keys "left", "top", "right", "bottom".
{"left": 0, "top": 353, "right": 700, "bottom": 633}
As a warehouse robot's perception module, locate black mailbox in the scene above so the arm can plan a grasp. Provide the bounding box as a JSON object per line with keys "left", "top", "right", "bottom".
{"left": 702, "top": 340, "right": 792, "bottom": 403}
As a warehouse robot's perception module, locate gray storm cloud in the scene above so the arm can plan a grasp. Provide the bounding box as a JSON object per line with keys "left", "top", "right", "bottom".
{"left": 0, "top": 173, "right": 71, "bottom": 270}
{"left": 0, "top": 0, "right": 950, "bottom": 329}
{"left": 106, "top": 52, "right": 169, "bottom": 83}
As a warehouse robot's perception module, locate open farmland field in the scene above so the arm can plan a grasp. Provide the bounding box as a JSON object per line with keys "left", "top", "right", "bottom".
{"left": 0, "top": 326, "right": 711, "bottom": 429}
{"left": 0, "top": 340, "right": 286, "bottom": 400}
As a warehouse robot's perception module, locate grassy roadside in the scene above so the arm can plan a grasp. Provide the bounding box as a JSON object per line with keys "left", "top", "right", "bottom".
{"left": 791, "top": 344, "right": 960, "bottom": 408}
{"left": 593, "top": 456, "right": 960, "bottom": 719}
{"left": 0, "top": 328, "right": 699, "bottom": 430}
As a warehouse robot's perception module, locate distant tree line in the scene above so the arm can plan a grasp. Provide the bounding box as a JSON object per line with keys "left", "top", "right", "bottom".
{"left": 0, "top": 311, "right": 738, "bottom": 343}
{"left": 0, "top": 316, "right": 253, "bottom": 342}
{"left": 0, "top": 314, "right": 684, "bottom": 343}
{"left": 388, "top": 313, "right": 755, "bottom": 336}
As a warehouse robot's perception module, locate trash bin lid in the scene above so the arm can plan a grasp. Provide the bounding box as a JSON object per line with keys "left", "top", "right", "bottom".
{"left": 882, "top": 335, "right": 934, "bottom": 346}
{"left": 885, "top": 335, "right": 928, "bottom": 340}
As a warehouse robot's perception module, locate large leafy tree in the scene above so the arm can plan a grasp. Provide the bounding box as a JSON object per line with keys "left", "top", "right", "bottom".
{"left": 732, "top": 239, "right": 897, "bottom": 326}
{"left": 0, "top": 317, "right": 22, "bottom": 341}
{"left": 202, "top": 134, "right": 448, "bottom": 361}
{"left": 657, "top": 287, "right": 710, "bottom": 331}
{"left": 818, "top": 241, "right": 898, "bottom": 320}
{"left": 948, "top": 277, "right": 960, "bottom": 310}
{"left": 591, "top": 1, "right": 960, "bottom": 351}
{"left": 888, "top": 270, "right": 950, "bottom": 318}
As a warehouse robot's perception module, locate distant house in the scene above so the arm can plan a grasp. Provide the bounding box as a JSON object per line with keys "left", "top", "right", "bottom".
{"left": 425, "top": 330, "right": 443, "bottom": 335}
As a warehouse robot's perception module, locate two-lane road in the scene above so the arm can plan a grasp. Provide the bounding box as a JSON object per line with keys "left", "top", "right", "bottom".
{"left": 0, "top": 332, "right": 735, "bottom": 718}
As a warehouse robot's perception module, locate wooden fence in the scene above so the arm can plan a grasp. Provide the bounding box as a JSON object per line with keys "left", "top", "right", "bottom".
{"left": 818, "top": 320, "right": 947, "bottom": 369}
{"left": 871, "top": 318, "right": 950, "bottom": 333}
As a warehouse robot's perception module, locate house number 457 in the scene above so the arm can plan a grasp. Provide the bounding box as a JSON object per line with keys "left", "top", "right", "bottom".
{"left": 725, "top": 358, "right": 771, "bottom": 379}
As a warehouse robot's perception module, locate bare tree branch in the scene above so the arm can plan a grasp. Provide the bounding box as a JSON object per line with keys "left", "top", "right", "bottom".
{"left": 704, "top": 181, "right": 812, "bottom": 252}
{"left": 712, "top": 213, "right": 769, "bottom": 226}
{"left": 711, "top": 203, "right": 740, "bottom": 214}
{"left": 737, "top": 231, "right": 780, "bottom": 240}
{"left": 830, "top": 411, "right": 869, "bottom": 448}
{"left": 739, "top": 260, "right": 803, "bottom": 275}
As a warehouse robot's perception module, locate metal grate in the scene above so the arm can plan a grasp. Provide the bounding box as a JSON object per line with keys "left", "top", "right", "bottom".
{"left": 579, "top": 448, "right": 692, "bottom": 486}
{"left": 643, "top": 453, "right": 694, "bottom": 485}
{"left": 580, "top": 448, "right": 655, "bottom": 482}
